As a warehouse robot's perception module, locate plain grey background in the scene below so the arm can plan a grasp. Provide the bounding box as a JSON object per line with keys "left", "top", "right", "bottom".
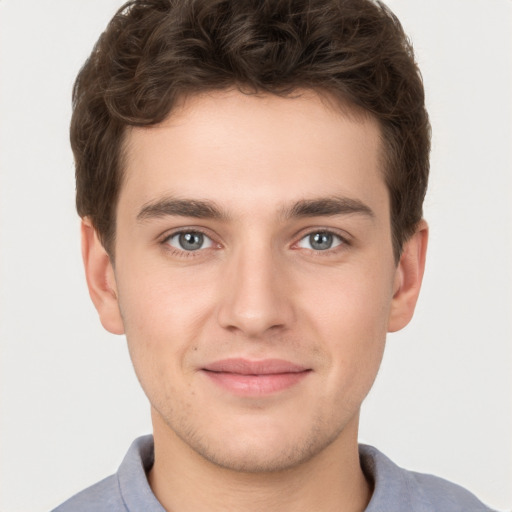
{"left": 0, "top": 1, "right": 511, "bottom": 511}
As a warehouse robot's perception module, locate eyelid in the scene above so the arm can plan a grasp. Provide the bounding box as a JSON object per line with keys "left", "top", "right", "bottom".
{"left": 292, "top": 227, "right": 352, "bottom": 251}
{"left": 157, "top": 225, "right": 351, "bottom": 255}
{"left": 167, "top": 232, "right": 213, "bottom": 250}
{"left": 159, "top": 226, "right": 221, "bottom": 251}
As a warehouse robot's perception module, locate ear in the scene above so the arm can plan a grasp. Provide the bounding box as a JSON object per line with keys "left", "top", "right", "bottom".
{"left": 81, "top": 219, "right": 125, "bottom": 335}
{"left": 388, "top": 220, "right": 428, "bottom": 333}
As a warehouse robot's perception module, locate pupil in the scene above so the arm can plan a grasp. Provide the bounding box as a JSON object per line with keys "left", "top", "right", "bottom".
{"left": 310, "top": 232, "right": 332, "bottom": 250}
{"left": 179, "top": 232, "right": 203, "bottom": 250}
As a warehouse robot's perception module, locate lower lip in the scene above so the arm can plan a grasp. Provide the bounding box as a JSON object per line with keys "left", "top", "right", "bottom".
{"left": 202, "top": 370, "right": 310, "bottom": 395}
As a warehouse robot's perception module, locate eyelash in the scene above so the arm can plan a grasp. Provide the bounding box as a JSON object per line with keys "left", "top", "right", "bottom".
{"left": 159, "top": 228, "right": 351, "bottom": 258}
{"left": 292, "top": 229, "right": 351, "bottom": 258}
{"left": 160, "top": 228, "right": 217, "bottom": 258}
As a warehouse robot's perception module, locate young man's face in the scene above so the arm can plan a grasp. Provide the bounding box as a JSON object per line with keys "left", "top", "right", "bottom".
{"left": 85, "top": 89, "right": 425, "bottom": 472}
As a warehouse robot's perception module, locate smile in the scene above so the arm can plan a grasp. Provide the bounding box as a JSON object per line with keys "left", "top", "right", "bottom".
{"left": 201, "top": 358, "right": 312, "bottom": 395}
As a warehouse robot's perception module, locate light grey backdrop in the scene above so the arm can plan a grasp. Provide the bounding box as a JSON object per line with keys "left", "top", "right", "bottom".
{"left": 0, "top": 1, "right": 511, "bottom": 511}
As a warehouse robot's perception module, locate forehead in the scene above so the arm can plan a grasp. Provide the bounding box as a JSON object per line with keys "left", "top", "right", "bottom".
{"left": 120, "top": 89, "right": 387, "bottom": 219}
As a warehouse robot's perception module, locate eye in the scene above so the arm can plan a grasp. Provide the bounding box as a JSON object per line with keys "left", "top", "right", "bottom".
{"left": 297, "top": 231, "right": 344, "bottom": 251}
{"left": 165, "top": 231, "right": 214, "bottom": 251}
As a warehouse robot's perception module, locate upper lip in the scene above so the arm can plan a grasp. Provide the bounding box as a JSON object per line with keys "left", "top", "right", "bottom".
{"left": 202, "top": 358, "right": 309, "bottom": 375}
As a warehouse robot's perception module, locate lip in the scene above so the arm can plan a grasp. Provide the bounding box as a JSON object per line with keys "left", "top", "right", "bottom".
{"left": 201, "top": 358, "right": 311, "bottom": 396}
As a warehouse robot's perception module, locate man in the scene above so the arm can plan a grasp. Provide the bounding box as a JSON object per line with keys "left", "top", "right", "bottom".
{"left": 53, "top": 0, "right": 494, "bottom": 510}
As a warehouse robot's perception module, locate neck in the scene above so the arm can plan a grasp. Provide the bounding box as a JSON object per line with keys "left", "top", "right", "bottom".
{"left": 148, "top": 411, "right": 371, "bottom": 512}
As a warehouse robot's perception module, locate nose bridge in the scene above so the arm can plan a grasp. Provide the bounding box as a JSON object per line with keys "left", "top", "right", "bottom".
{"left": 217, "top": 235, "right": 293, "bottom": 336}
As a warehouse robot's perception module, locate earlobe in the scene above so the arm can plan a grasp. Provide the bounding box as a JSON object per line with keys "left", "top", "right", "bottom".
{"left": 81, "top": 219, "right": 125, "bottom": 335}
{"left": 387, "top": 220, "right": 428, "bottom": 333}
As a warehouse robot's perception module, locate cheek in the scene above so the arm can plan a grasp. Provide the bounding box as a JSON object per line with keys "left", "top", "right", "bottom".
{"left": 298, "top": 264, "right": 392, "bottom": 393}
{"left": 116, "top": 276, "right": 203, "bottom": 415}
{"left": 301, "top": 261, "right": 394, "bottom": 338}
{"left": 116, "top": 259, "right": 215, "bottom": 338}
{"left": 114, "top": 264, "right": 216, "bottom": 389}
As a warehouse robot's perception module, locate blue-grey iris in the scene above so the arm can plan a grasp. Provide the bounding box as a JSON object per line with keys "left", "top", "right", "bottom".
{"left": 309, "top": 232, "right": 333, "bottom": 250}
{"left": 179, "top": 232, "right": 204, "bottom": 251}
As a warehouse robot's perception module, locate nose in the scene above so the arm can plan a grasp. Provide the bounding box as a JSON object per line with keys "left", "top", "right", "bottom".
{"left": 216, "top": 246, "right": 295, "bottom": 338}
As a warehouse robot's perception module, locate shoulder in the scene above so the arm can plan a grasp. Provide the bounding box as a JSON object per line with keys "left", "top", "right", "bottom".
{"left": 51, "top": 475, "right": 123, "bottom": 512}
{"left": 52, "top": 435, "right": 164, "bottom": 512}
{"left": 359, "top": 444, "right": 496, "bottom": 512}
{"left": 406, "top": 469, "right": 496, "bottom": 511}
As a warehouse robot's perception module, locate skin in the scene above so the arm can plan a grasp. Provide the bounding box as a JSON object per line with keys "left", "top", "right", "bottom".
{"left": 83, "top": 89, "right": 427, "bottom": 512}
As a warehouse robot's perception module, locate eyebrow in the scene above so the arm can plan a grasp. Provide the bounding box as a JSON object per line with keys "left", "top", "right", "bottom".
{"left": 136, "top": 195, "right": 374, "bottom": 222}
{"left": 281, "top": 196, "right": 375, "bottom": 220}
{"left": 137, "top": 198, "right": 228, "bottom": 221}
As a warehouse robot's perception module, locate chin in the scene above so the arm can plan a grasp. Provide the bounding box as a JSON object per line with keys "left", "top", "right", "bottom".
{"left": 179, "top": 417, "right": 345, "bottom": 474}
{"left": 196, "top": 442, "right": 317, "bottom": 473}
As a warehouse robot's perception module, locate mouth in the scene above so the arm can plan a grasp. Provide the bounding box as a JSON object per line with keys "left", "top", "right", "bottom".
{"left": 201, "top": 358, "right": 311, "bottom": 395}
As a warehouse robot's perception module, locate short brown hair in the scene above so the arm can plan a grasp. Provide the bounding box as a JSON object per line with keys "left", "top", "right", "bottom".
{"left": 71, "top": 0, "right": 430, "bottom": 260}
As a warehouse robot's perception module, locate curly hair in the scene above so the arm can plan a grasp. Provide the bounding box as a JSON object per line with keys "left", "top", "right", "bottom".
{"left": 71, "top": 0, "right": 430, "bottom": 261}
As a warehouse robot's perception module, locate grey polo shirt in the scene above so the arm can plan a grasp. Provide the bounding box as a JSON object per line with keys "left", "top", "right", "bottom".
{"left": 52, "top": 435, "right": 495, "bottom": 511}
